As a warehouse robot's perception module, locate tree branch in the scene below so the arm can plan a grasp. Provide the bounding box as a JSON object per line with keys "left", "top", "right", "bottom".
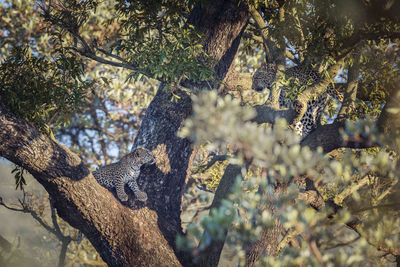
{"left": 65, "top": 46, "right": 140, "bottom": 72}
{"left": 197, "top": 164, "right": 242, "bottom": 266}
{"left": 346, "top": 221, "right": 400, "bottom": 256}
{"left": 0, "top": 97, "right": 181, "bottom": 266}
{"left": 0, "top": 193, "right": 58, "bottom": 237}
{"left": 291, "top": 7, "right": 305, "bottom": 62}
{"left": 302, "top": 83, "right": 400, "bottom": 153}
{"left": 337, "top": 48, "right": 361, "bottom": 119}
{"left": 248, "top": 5, "right": 273, "bottom": 63}
{"left": 300, "top": 120, "right": 378, "bottom": 153}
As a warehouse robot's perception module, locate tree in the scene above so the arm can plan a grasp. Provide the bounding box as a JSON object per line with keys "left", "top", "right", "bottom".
{"left": 0, "top": 0, "right": 399, "bottom": 266}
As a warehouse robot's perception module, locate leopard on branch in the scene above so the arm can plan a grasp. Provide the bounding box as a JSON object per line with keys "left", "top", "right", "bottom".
{"left": 93, "top": 147, "right": 155, "bottom": 202}
{"left": 252, "top": 63, "right": 343, "bottom": 139}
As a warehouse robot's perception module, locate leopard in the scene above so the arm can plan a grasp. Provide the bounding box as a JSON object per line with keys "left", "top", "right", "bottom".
{"left": 93, "top": 147, "right": 155, "bottom": 202}
{"left": 252, "top": 63, "right": 343, "bottom": 138}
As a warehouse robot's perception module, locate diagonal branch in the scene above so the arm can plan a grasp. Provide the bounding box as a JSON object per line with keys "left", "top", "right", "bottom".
{"left": 0, "top": 194, "right": 58, "bottom": 237}
{"left": 337, "top": 48, "right": 361, "bottom": 119}
{"left": 65, "top": 46, "right": 140, "bottom": 72}
{"left": 0, "top": 97, "right": 181, "bottom": 266}
{"left": 248, "top": 5, "right": 273, "bottom": 63}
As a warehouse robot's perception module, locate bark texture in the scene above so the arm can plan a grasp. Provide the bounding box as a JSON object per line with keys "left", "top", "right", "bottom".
{"left": 128, "top": 2, "right": 249, "bottom": 265}
{"left": 0, "top": 99, "right": 180, "bottom": 267}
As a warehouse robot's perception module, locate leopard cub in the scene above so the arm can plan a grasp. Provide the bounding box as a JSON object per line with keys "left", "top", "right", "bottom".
{"left": 93, "top": 147, "right": 155, "bottom": 202}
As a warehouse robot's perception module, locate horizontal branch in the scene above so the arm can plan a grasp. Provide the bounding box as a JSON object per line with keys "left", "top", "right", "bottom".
{"left": 300, "top": 120, "right": 378, "bottom": 153}
{"left": 66, "top": 46, "right": 140, "bottom": 72}
{"left": 248, "top": 5, "right": 273, "bottom": 62}
{"left": 252, "top": 105, "right": 298, "bottom": 125}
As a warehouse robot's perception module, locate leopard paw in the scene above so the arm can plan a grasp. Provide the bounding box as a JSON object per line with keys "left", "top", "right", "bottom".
{"left": 117, "top": 193, "right": 129, "bottom": 202}
{"left": 135, "top": 191, "right": 148, "bottom": 202}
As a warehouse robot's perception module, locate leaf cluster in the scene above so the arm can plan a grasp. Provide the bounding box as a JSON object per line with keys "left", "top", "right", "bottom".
{"left": 0, "top": 46, "right": 92, "bottom": 133}
{"left": 112, "top": 0, "right": 214, "bottom": 84}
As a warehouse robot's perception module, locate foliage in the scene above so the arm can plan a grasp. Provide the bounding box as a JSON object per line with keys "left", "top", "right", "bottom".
{"left": 114, "top": 1, "right": 214, "bottom": 83}
{"left": 179, "top": 91, "right": 400, "bottom": 265}
{"left": 356, "top": 40, "right": 400, "bottom": 115}
{"left": 0, "top": 46, "right": 92, "bottom": 133}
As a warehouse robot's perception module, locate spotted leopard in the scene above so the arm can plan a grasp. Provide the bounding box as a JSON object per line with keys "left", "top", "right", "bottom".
{"left": 252, "top": 63, "right": 343, "bottom": 138}
{"left": 93, "top": 147, "right": 155, "bottom": 202}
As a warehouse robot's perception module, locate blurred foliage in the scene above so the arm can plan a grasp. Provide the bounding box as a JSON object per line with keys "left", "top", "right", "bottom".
{"left": 178, "top": 91, "right": 400, "bottom": 265}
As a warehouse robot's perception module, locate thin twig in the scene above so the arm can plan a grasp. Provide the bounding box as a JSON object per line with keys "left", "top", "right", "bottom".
{"left": 276, "top": 228, "right": 300, "bottom": 254}
{"left": 325, "top": 234, "right": 361, "bottom": 250}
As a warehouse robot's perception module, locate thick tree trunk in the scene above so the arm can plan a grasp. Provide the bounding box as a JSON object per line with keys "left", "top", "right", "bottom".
{"left": 130, "top": 1, "right": 249, "bottom": 265}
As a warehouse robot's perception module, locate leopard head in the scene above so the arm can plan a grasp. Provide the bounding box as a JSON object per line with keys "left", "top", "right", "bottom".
{"left": 132, "top": 147, "right": 155, "bottom": 165}
{"left": 252, "top": 63, "right": 278, "bottom": 92}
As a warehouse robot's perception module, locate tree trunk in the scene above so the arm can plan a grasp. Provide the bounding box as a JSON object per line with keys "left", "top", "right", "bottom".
{"left": 130, "top": 1, "right": 249, "bottom": 265}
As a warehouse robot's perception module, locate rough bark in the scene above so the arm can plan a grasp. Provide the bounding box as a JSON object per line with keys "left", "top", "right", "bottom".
{"left": 128, "top": 2, "right": 249, "bottom": 265}
{"left": 188, "top": 1, "right": 249, "bottom": 82}
{"left": 245, "top": 185, "right": 285, "bottom": 267}
{"left": 300, "top": 120, "right": 377, "bottom": 153}
{"left": 0, "top": 99, "right": 181, "bottom": 267}
{"left": 129, "top": 85, "right": 195, "bottom": 264}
